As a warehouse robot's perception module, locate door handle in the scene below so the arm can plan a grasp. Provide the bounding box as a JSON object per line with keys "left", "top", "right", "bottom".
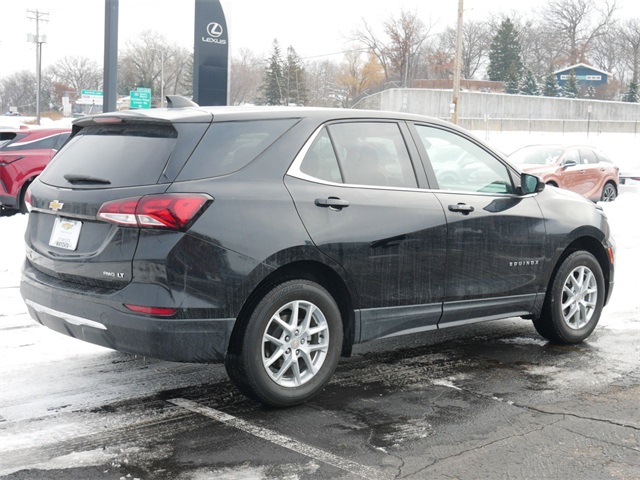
{"left": 315, "top": 197, "right": 349, "bottom": 209}
{"left": 448, "top": 203, "right": 474, "bottom": 214}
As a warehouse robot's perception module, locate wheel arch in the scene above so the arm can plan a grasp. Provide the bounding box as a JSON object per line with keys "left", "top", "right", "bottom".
{"left": 545, "top": 235, "right": 612, "bottom": 308}
{"left": 18, "top": 175, "right": 37, "bottom": 212}
{"left": 228, "top": 260, "right": 357, "bottom": 358}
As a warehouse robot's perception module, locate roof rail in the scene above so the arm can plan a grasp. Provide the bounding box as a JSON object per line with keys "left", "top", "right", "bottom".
{"left": 166, "top": 96, "right": 199, "bottom": 108}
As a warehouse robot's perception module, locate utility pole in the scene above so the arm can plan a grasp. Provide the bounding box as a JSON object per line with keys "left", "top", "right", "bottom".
{"left": 451, "top": 0, "right": 463, "bottom": 125}
{"left": 27, "top": 9, "right": 49, "bottom": 125}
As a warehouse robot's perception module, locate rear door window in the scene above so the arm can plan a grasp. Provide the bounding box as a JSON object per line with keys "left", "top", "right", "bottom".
{"left": 39, "top": 124, "right": 178, "bottom": 188}
{"left": 177, "top": 119, "right": 298, "bottom": 180}
{"left": 298, "top": 122, "right": 417, "bottom": 188}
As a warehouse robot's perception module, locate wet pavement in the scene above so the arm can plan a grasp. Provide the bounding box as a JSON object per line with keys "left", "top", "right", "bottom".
{"left": 2, "top": 201, "right": 640, "bottom": 480}
{"left": 2, "top": 301, "right": 639, "bottom": 479}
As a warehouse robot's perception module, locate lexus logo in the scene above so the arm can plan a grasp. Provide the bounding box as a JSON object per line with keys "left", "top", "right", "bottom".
{"left": 206, "top": 22, "right": 223, "bottom": 38}
{"left": 202, "top": 22, "right": 227, "bottom": 44}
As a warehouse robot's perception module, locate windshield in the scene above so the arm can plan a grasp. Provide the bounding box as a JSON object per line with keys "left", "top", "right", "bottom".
{"left": 509, "top": 146, "right": 564, "bottom": 165}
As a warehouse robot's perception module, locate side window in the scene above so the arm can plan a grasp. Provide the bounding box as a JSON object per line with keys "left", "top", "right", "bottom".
{"left": 562, "top": 149, "right": 581, "bottom": 165}
{"left": 299, "top": 128, "right": 343, "bottom": 183}
{"left": 580, "top": 149, "right": 598, "bottom": 164}
{"left": 177, "top": 119, "right": 298, "bottom": 180}
{"left": 6, "top": 135, "right": 57, "bottom": 151}
{"left": 326, "top": 122, "right": 417, "bottom": 188}
{"left": 414, "top": 124, "right": 514, "bottom": 194}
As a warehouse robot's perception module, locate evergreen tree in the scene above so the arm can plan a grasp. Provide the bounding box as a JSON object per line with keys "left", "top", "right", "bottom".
{"left": 562, "top": 70, "right": 579, "bottom": 98}
{"left": 542, "top": 72, "right": 561, "bottom": 97}
{"left": 488, "top": 18, "right": 524, "bottom": 83}
{"left": 520, "top": 69, "right": 540, "bottom": 96}
{"left": 622, "top": 80, "right": 639, "bottom": 102}
{"left": 504, "top": 69, "right": 520, "bottom": 94}
{"left": 261, "top": 39, "right": 285, "bottom": 105}
{"left": 284, "top": 46, "right": 308, "bottom": 105}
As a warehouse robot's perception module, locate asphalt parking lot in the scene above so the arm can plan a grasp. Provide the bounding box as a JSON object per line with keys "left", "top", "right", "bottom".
{"left": 1, "top": 199, "right": 639, "bottom": 480}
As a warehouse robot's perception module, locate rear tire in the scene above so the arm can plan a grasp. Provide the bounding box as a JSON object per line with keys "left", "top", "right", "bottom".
{"left": 533, "top": 251, "right": 604, "bottom": 344}
{"left": 600, "top": 182, "right": 617, "bottom": 202}
{"left": 225, "top": 280, "right": 343, "bottom": 407}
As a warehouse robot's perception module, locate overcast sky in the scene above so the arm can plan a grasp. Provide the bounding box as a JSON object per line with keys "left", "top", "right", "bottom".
{"left": 2, "top": 0, "right": 640, "bottom": 80}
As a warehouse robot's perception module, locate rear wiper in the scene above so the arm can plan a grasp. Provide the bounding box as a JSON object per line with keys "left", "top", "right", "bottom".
{"left": 64, "top": 174, "right": 111, "bottom": 185}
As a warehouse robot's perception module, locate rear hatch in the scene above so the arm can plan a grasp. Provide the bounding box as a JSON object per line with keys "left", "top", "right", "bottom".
{"left": 25, "top": 114, "right": 210, "bottom": 289}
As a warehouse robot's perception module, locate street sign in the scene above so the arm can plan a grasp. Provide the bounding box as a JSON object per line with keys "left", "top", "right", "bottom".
{"left": 80, "top": 89, "right": 103, "bottom": 106}
{"left": 130, "top": 89, "right": 151, "bottom": 109}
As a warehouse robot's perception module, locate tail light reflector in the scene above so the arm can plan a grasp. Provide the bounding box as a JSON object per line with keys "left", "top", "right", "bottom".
{"left": 97, "top": 194, "right": 212, "bottom": 230}
{"left": 124, "top": 304, "right": 177, "bottom": 316}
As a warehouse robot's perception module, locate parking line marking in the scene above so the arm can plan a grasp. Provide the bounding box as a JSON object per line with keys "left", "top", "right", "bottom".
{"left": 169, "top": 398, "right": 391, "bottom": 480}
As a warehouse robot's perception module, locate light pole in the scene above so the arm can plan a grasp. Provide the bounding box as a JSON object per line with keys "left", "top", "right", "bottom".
{"left": 152, "top": 49, "right": 165, "bottom": 108}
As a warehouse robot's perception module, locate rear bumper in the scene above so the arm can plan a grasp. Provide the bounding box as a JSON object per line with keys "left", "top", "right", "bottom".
{"left": 20, "top": 264, "right": 235, "bottom": 363}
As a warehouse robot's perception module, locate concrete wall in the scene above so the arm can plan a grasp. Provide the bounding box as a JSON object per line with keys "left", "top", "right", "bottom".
{"left": 356, "top": 88, "right": 640, "bottom": 133}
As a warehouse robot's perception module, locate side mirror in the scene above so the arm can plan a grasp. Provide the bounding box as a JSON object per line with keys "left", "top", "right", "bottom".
{"left": 521, "top": 173, "right": 545, "bottom": 195}
{"left": 562, "top": 160, "right": 578, "bottom": 169}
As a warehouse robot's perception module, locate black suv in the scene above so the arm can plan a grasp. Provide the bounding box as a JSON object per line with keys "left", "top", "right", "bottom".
{"left": 21, "top": 100, "right": 615, "bottom": 406}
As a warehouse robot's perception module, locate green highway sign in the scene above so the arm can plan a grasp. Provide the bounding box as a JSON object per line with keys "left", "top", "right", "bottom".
{"left": 81, "top": 89, "right": 103, "bottom": 97}
{"left": 130, "top": 89, "right": 151, "bottom": 109}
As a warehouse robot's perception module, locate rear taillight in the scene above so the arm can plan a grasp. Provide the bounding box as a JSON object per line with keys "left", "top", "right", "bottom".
{"left": 97, "top": 194, "right": 212, "bottom": 230}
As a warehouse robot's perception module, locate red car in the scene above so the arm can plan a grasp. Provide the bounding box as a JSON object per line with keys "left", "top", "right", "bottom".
{"left": 0, "top": 126, "right": 71, "bottom": 215}
{"left": 508, "top": 145, "right": 619, "bottom": 202}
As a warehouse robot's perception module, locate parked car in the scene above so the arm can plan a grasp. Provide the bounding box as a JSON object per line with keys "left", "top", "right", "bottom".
{"left": 0, "top": 126, "right": 71, "bottom": 215}
{"left": 21, "top": 101, "right": 615, "bottom": 406}
{"left": 619, "top": 169, "right": 640, "bottom": 186}
{"left": 508, "top": 145, "right": 619, "bottom": 202}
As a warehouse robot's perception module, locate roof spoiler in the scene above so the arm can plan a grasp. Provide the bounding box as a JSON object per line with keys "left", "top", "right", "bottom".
{"left": 166, "top": 96, "right": 199, "bottom": 108}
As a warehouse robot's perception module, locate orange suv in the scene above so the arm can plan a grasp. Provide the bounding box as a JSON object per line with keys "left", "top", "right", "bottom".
{"left": 0, "top": 126, "right": 71, "bottom": 215}
{"left": 508, "top": 145, "right": 619, "bottom": 202}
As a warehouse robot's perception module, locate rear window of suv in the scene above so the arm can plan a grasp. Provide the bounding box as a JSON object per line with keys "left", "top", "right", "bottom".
{"left": 39, "top": 124, "right": 178, "bottom": 188}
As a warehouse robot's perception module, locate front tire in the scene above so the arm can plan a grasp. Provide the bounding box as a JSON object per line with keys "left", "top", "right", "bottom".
{"left": 225, "top": 280, "right": 343, "bottom": 407}
{"left": 533, "top": 251, "right": 604, "bottom": 344}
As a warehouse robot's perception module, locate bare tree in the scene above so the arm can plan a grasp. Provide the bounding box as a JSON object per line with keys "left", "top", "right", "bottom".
{"left": 349, "top": 10, "right": 431, "bottom": 87}
{"left": 442, "top": 20, "right": 491, "bottom": 79}
{"left": 230, "top": 48, "right": 263, "bottom": 105}
{"left": 542, "top": 0, "right": 617, "bottom": 65}
{"left": 336, "top": 50, "right": 384, "bottom": 107}
{"left": 619, "top": 18, "right": 640, "bottom": 82}
{"left": 591, "top": 27, "right": 623, "bottom": 80}
{"left": 305, "top": 59, "right": 343, "bottom": 107}
{"left": 118, "top": 30, "right": 192, "bottom": 101}
{"left": 49, "top": 56, "right": 101, "bottom": 93}
{"left": 1, "top": 71, "right": 37, "bottom": 114}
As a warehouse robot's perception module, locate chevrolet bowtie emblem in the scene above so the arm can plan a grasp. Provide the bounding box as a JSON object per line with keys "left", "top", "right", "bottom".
{"left": 49, "top": 200, "right": 64, "bottom": 211}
